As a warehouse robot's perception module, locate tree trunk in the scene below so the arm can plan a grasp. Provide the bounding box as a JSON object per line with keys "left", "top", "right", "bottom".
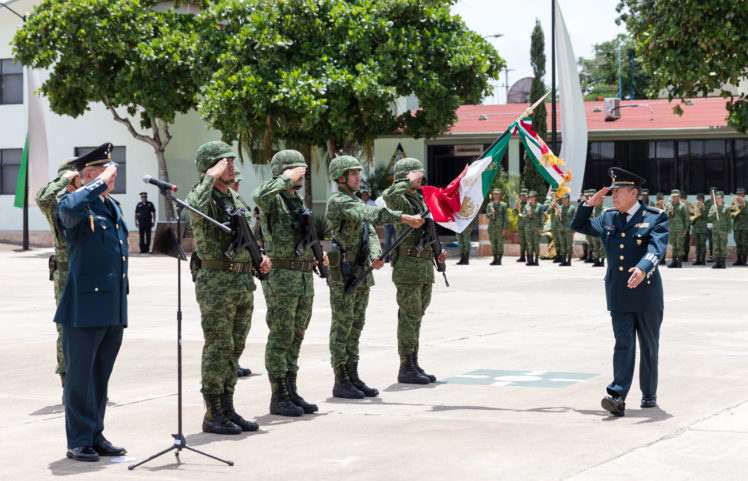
{"left": 154, "top": 147, "right": 176, "bottom": 220}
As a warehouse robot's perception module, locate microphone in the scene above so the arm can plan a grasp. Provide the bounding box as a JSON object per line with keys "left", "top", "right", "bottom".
{"left": 143, "top": 175, "right": 178, "bottom": 192}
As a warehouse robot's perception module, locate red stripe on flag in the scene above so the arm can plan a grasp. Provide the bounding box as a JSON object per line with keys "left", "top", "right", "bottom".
{"left": 421, "top": 163, "right": 469, "bottom": 222}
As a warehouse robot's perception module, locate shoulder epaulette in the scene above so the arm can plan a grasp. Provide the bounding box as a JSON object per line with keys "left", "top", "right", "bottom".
{"left": 646, "top": 206, "right": 663, "bottom": 214}
{"left": 604, "top": 207, "right": 617, "bottom": 213}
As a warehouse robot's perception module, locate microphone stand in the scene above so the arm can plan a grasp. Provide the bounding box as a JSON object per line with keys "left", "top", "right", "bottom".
{"left": 129, "top": 189, "right": 233, "bottom": 470}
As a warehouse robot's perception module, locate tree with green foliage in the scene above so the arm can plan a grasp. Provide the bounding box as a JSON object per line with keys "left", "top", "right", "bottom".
{"left": 523, "top": 19, "right": 548, "bottom": 196}
{"left": 617, "top": 0, "right": 748, "bottom": 133}
{"left": 578, "top": 33, "right": 653, "bottom": 101}
{"left": 13, "top": 0, "right": 209, "bottom": 219}
{"left": 198, "top": 0, "right": 503, "bottom": 197}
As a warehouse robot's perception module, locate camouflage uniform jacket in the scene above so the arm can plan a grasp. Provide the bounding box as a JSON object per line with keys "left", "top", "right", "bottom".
{"left": 524, "top": 203, "right": 544, "bottom": 231}
{"left": 326, "top": 188, "right": 401, "bottom": 287}
{"left": 383, "top": 179, "right": 434, "bottom": 284}
{"left": 486, "top": 201, "right": 508, "bottom": 229}
{"left": 252, "top": 174, "right": 314, "bottom": 297}
{"left": 666, "top": 202, "right": 688, "bottom": 231}
{"left": 515, "top": 200, "right": 528, "bottom": 228}
{"left": 733, "top": 199, "right": 748, "bottom": 231}
{"left": 691, "top": 204, "right": 709, "bottom": 234}
{"left": 37, "top": 176, "right": 71, "bottom": 263}
{"left": 560, "top": 203, "right": 577, "bottom": 230}
{"left": 708, "top": 205, "right": 732, "bottom": 233}
{"left": 546, "top": 201, "right": 562, "bottom": 229}
{"left": 186, "top": 175, "right": 256, "bottom": 289}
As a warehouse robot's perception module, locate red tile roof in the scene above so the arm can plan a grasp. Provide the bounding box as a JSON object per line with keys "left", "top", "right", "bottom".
{"left": 447, "top": 97, "right": 733, "bottom": 135}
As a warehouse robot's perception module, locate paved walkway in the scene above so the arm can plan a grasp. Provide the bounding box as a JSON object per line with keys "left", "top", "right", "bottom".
{"left": 1, "top": 244, "right": 746, "bottom": 480}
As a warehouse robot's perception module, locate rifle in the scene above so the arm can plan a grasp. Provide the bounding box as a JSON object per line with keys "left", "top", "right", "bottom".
{"left": 224, "top": 206, "right": 274, "bottom": 295}
{"left": 280, "top": 194, "right": 330, "bottom": 284}
{"left": 422, "top": 212, "right": 449, "bottom": 287}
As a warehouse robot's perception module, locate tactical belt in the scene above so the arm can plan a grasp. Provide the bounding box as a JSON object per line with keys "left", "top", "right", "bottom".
{"left": 200, "top": 259, "right": 254, "bottom": 274}
{"left": 400, "top": 247, "right": 434, "bottom": 260}
{"left": 271, "top": 258, "right": 314, "bottom": 272}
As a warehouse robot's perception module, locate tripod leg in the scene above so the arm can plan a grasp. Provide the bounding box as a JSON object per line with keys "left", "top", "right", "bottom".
{"left": 183, "top": 444, "right": 234, "bottom": 466}
{"left": 128, "top": 445, "right": 177, "bottom": 470}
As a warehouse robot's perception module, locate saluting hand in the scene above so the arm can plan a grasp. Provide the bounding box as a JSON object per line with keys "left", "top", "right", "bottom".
{"left": 587, "top": 187, "right": 610, "bottom": 207}
{"left": 283, "top": 166, "right": 306, "bottom": 184}
{"left": 627, "top": 266, "right": 645, "bottom": 289}
{"left": 206, "top": 158, "right": 230, "bottom": 179}
{"left": 97, "top": 164, "right": 118, "bottom": 193}
{"left": 259, "top": 255, "right": 272, "bottom": 274}
{"left": 406, "top": 171, "right": 423, "bottom": 187}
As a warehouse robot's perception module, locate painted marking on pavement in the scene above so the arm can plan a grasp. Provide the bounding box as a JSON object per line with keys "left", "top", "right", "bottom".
{"left": 445, "top": 369, "right": 598, "bottom": 388}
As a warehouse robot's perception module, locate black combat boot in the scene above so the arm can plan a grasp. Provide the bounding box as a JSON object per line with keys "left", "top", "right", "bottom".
{"left": 490, "top": 255, "right": 499, "bottom": 265}
{"left": 667, "top": 258, "right": 677, "bottom": 267}
{"left": 413, "top": 352, "right": 436, "bottom": 382}
{"left": 397, "top": 354, "right": 431, "bottom": 384}
{"left": 497, "top": 254, "right": 502, "bottom": 265}
{"left": 585, "top": 254, "right": 595, "bottom": 264}
{"left": 202, "top": 394, "right": 242, "bottom": 435}
{"left": 733, "top": 254, "right": 743, "bottom": 266}
{"left": 347, "top": 362, "right": 379, "bottom": 397}
{"left": 285, "top": 372, "right": 318, "bottom": 413}
{"left": 553, "top": 254, "right": 562, "bottom": 263}
{"left": 333, "top": 365, "right": 365, "bottom": 399}
{"left": 534, "top": 254, "right": 540, "bottom": 265}
{"left": 456, "top": 254, "right": 468, "bottom": 265}
{"left": 682, "top": 253, "right": 689, "bottom": 262}
{"left": 221, "top": 391, "right": 259, "bottom": 431}
{"left": 517, "top": 250, "right": 526, "bottom": 262}
{"left": 236, "top": 365, "right": 251, "bottom": 377}
{"left": 526, "top": 254, "right": 534, "bottom": 266}
{"left": 465, "top": 252, "right": 470, "bottom": 264}
{"left": 269, "top": 376, "right": 304, "bottom": 416}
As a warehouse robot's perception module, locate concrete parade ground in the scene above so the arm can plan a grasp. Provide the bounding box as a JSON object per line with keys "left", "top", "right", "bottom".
{"left": 1, "top": 243, "right": 747, "bottom": 481}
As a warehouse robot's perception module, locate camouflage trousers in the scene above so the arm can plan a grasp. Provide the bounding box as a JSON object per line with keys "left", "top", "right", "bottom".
{"left": 712, "top": 232, "right": 729, "bottom": 257}
{"left": 488, "top": 226, "right": 504, "bottom": 256}
{"left": 53, "top": 268, "right": 67, "bottom": 375}
{"left": 456, "top": 228, "right": 472, "bottom": 255}
{"left": 329, "top": 282, "right": 370, "bottom": 367}
{"left": 524, "top": 226, "right": 540, "bottom": 256}
{"left": 590, "top": 236, "right": 605, "bottom": 259}
{"left": 556, "top": 229, "right": 573, "bottom": 256}
{"left": 195, "top": 269, "right": 254, "bottom": 395}
{"left": 735, "top": 229, "right": 748, "bottom": 256}
{"left": 264, "top": 293, "right": 313, "bottom": 378}
{"left": 706, "top": 229, "right": 713, "bottom": 254}
{"left": 395, "top": 282, "right": 432, "bottom": 358}
{"left": 517, "top": 223, "right": 527, "bottom": 253}
{"left": 669, "top": 229, "right": 685, "bottom": 258}
{"left": 693, "top": 232, "right": 707, "bottom": 256}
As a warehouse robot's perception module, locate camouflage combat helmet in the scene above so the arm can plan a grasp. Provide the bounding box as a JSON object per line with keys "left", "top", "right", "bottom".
{"left": 195, "top": 141, "right": 235, "bottom": 173}
{"left": 271, "top": 149, "right": 306, "bottom": 177}
{"left": 329, "top": 155, "right": 361, "bottom": 181}
{"left": 394, "top": 157, "right": 424, "bottom": 181}
{"left": 57, "top": 157, "right": 76, "bottom": 177}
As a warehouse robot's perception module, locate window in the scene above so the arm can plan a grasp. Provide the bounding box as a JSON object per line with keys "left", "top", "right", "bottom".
{"left": 0, "top": 149, "right": 22, "bottom": 195}
{"left": 734, "top": 139, "right": 748, "bottom": 193}
{"left": 582, "top": 141, "right": 615, "bottom": 190}
{"left": 74, "top": 146, "right": 127, "bottom": 194}
{"left": 1, "top": 59, "right": 23, "bottom": 105}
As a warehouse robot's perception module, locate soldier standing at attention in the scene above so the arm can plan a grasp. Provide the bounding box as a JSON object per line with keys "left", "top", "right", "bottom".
{"left": 691, "top": 193, "right": 708, "bottom": 265}
{"left": 134, "top": 192, "right": 156, "bottom": 253}
{"left": 326, "top": 156, "right": 423, "bottom": 398}
{"left": 455, "top": 216, "right": 476, "bottom": 265}
{"left": 383, "top": 158, "right": 448, "bottom": 384}
{"left": 187, "top": 141, "right": 271, "bottom": 434}
{"left": 705, "top": 187, "right": 717, "bottom": 262}
{"left": 55, "top": 143, "right": 129, "bottom": 461}
{"left": 666, "top": 189, "right": 688, "bottom": 268}
{"left": 524, "top": 190, "right": 543, "bottom": 266}
{"left": 708, "top": 191, "right": 731, "bottom": 269}
{"left": 570, "top": 167, "right": 669, "bottom": 417}
{"left": 253, "top": 150, "right": 326, "bottom": 417}
{"left": 37, "top": 158, "right": 80, "bottom": 395}
{"left": 640, "top": 188, "right": 652, "bottom": 207}
{"left": 581, "top": 190, "right": 595, "bottom": 263}
{"left": 485, "top": 188, "right": 508, "bottom": 265}
{"left": 557, "top": 193, "right": 576, "bottom": 266}
{"left": 680, "top": 190, "right": 691, "bottom": 262}
{"left": 591, "top": 197, "right": 606, "bottom": 267}
{"left": 515, "top": 189, "right": 529, "bottom": 262}
{"left": 732, "top": 187, "right": 747, "bottom": 266}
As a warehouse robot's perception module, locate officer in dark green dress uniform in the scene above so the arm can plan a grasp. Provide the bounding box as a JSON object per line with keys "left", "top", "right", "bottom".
{"left": 570, "top": 167, "right": 669, "bottom": 417}
{"left": 54, "top": 143, "right": 129, "bottom": 461}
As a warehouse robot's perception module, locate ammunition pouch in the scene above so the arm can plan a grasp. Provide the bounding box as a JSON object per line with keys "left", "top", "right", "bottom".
{"left": 190, "top": 251, "right": 201, "bottom": 282}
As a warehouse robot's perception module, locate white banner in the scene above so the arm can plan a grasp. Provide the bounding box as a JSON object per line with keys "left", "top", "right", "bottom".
{"left": 26, "top": 68, "right": 49, "bottom": 206}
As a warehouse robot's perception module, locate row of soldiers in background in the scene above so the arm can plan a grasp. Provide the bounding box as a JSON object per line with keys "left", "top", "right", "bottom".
{"left": 640, "top": 187, "right": 747, "bottom": 269}
{"left": 185, "top": 142, "right": 436, "bottom": 436}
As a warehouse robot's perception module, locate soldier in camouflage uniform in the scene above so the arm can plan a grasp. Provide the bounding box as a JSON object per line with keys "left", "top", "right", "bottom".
{"left": 547, "top": 190, "right": 563, "bottom": 263}
{"left": 252, "top": 150, "right": 325, "bottom": 416}
{"left": 455, "top": 216, "right": 476, "bottom": 265}
{"left": 680, "top": 190, "right": 691, "bottom": 262}
{"left": 558, "top": 193, "right": 576, "bottom": 266}
{"left": 523, "top": 191, "right": 543, "bottom": 266}
{"left": 708, "top": 191, "right": 731, "bottom": 268}
{"left": 666, "top": 189, "right": 688, "bottom": 268}
{"left": 581, "top": 190, "right": 595, "bottom": 262}
{"left": 325, "top": 156, "right": 422, "bottom": 398}
{"left": 691, "top": 193, "right": 708, "bottom": 265}
{"left": 485, "top": 188, "right": 508, "bottom": 265}
{"left": 641, "top": 188, "right": 653, "bottom": 207}
{"left": 187, "top": 141, "right": 271, "bottom": 434}
{"left": 383, "top": 158, "right": 448, "bottom": 384}
{"left": 590, "top": 196, "right": 606, "bottom": 267}
{"left": 705, "top": 187, "right": 717, "bottom": 262}
{"left": 36, "top": 158, "right": 80, "bottom": 390}
{"left": 732, "top": 187, "right": 747, "bottom": 266}
{"left": 232, "top": 169, "right": 252, "bottom": 378}
{"left": 514, "top": 189, "right": 529, "bottom": 262}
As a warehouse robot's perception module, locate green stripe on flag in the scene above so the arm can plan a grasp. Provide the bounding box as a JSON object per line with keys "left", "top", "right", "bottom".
{"left": 13, "top": 134, "right": 29, "bottom": 209}
{"left": 479, "top": 128, "right": 512, "bottom": 197}
{"left": 518, "top": 130, "right": 560, "bottom": 188}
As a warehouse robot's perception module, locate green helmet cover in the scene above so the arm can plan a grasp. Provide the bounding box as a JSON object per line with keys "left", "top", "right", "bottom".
{"left": 329, "top": 155, "right": 362, "bottom": 181}
{"left": 196, "top": 141, "right": 235, "bottom": 173}
{"left": 271, "top": 150, "right": 306, "bottom": 177}
{"left": 394, "top": 157, "right": 424, "bottom": 181}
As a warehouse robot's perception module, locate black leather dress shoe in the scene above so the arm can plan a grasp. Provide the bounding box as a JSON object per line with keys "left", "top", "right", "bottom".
{"left": 640, "top": 397, "right": 657, "bottom": 408}
{"left": 601, "top": 395, "right": 625, "bottom": 417}
{"left": 237, "top": 365, "right": 251, "bottom": 377}
{"left": 93, "top": 439, "right": 127, "bottom": 456}
{"left": 66, "top": 446, "right": 99, "bottom": 462}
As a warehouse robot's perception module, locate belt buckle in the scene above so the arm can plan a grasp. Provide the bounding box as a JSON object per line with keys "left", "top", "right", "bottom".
{"left": 229, "top": 262, "right": 239, "bottom": 273}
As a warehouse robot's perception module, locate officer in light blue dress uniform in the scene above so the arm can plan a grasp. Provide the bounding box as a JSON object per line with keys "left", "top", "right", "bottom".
{"left": 55, "top": 143, "right": 129, "bottom": 461}
{"left": 570, "top": 167, "right": 669, "bottom": 417}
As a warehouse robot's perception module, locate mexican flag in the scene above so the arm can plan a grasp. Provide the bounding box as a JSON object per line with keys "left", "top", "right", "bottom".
{"left": 422, "top": 129, "right": 512, "bottom": 233}
{"left": 512, "top": 118, "right": 572, "bottom": 197}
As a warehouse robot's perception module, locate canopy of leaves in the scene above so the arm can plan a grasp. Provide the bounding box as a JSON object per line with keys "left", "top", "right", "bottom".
{"left": 199, "top": 0, "right": 503, "bottom": 161}
{"left": 577, "top": 33, "right": 653, "bottom": 101}
{"left": 617, "top": 0, "right": 748, "bottom": 133}
{"left": 12, "top": 0, "right": 208, "bottom": 131}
